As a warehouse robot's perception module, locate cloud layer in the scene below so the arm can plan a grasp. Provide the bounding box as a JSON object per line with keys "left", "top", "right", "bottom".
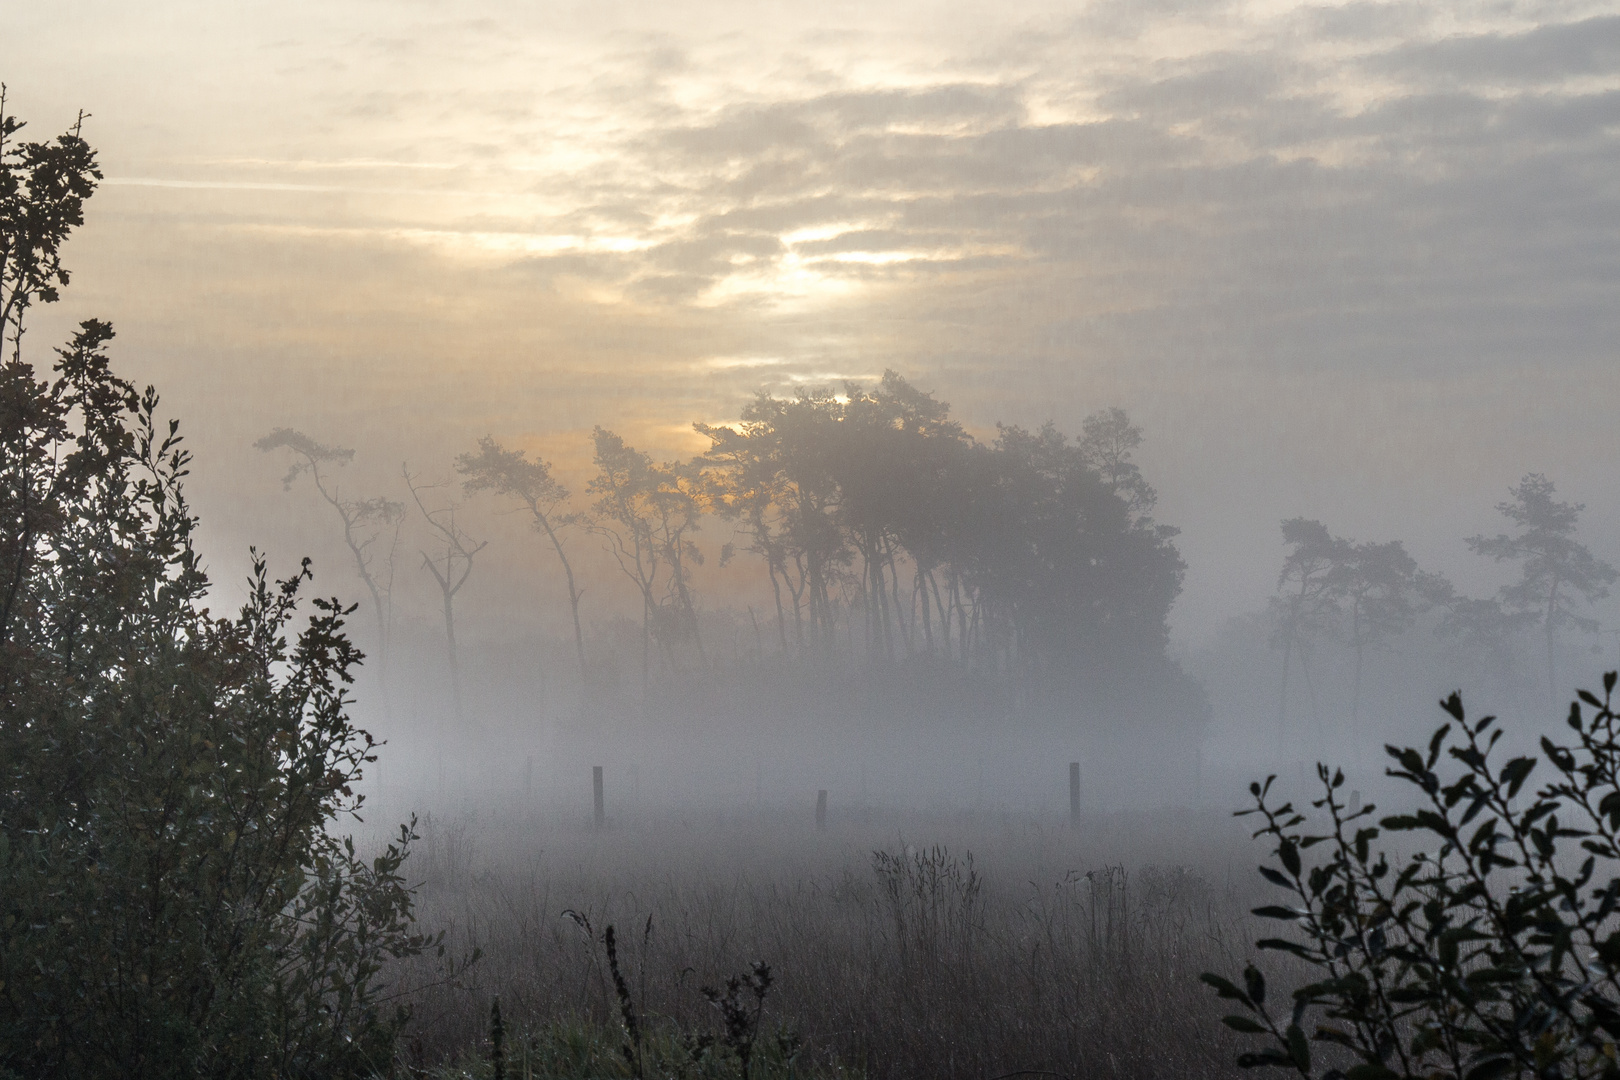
{"left": 12, "top": 0, "right": 1620, "bottom": 639}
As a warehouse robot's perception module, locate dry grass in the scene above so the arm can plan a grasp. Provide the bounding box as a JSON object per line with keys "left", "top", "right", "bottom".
{"left": 389, "top": 805, "right": 1265, "bottom": 1079}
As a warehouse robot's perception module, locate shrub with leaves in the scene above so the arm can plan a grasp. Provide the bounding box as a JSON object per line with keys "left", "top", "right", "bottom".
{"left": 1207, "top": 672, "right": 1620, "bottom": 1079}
{"left": 0, "top": 94, "right": 433, "bottom": 1078}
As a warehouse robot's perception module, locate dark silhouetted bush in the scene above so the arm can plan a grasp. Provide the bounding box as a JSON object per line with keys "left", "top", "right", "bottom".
{"left": 1211, "top": 672, "right": 1620, "bottom": 1079}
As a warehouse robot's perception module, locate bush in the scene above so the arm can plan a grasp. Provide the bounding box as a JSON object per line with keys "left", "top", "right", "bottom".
{"left": 1210, "top": 673, "right": 1620, "bottom": 1079}
{"left": 0, "top": 96, "right": 432, "bottom": 1078}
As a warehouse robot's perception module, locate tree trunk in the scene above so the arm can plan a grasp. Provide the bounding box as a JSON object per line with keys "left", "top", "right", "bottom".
{"left": 1277, "top": 630, "right": 1294, "bottom": 740}
{"left": 916, "top": 565, "right": 934, "bottom": 656}
{"left": 1545, "top": 576, "right": 1561, "bottom": 704}
{"left": 442, "top": 587, "right": 460, "bottom": 721}
{"left": 767, "top": 562, "right": 789, "bottom": 653}
{"left": 1350, "top": 601, "right": 1363, "bottom": 728}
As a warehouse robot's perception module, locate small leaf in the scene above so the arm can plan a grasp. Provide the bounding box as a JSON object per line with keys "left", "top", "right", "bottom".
{"left": 1259, "top": 866, "right": 1294, "bottom": 889}
{"left": 1278, "top": 840, "right": 1301, "bottom": 877}
{"left": 1244, "top": 964, "right": 1267, "bottom": 1007}
{"left": 1201, "top": 973, "right": 1253, "bottom": 1006}
{"left": 1285, "top": 1024, "right": 1310, "bottom": 1071}
{"left": 1500, "top": 757, "right": 1536, "bottom": 799}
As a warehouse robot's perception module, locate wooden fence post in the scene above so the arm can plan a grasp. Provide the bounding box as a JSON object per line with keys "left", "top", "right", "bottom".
{"left": 593, "top": 765, "right": 605, "bottom": 831}
{"left": 1070, "top": 762, "right": 1081, "bottom": 826}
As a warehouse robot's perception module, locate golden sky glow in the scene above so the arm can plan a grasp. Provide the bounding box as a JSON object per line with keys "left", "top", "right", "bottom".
{"left": 11, "top": 0, "right": 1620, "bottom": 641}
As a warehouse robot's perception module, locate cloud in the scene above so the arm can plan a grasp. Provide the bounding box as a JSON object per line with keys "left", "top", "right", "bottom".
{"left": 16, "top": 0, "right": 1620, "bottom": 640}
{"left": 1376, "top": 14, "right": 1620, "bottom": 86}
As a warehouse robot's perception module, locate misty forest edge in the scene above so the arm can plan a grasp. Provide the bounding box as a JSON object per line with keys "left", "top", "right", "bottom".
{"left": 9, "top": 94, "right": 1620, "bottom": 1080}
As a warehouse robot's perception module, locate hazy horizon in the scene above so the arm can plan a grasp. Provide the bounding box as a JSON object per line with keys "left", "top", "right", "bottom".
{"left": 13, "top": 0, "right": 1620, "bottom": 659}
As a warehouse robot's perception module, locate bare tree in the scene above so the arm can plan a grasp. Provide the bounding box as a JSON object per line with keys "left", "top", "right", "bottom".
{"left": 254, "top": 428, "right": 404, "bottom": 676}
{"left": 404, "top": 465, "right": 487, "bottom": 719}
{"left": 457, "top": 436, "right": 587, "bottom": 686}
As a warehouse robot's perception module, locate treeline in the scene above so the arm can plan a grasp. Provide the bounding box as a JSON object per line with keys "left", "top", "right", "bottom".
{"left": 1261, "top": 474, "right": 1616, "bottom": 730}
{"left": 262, "top": 375, "right": 1187, "bottom": 703}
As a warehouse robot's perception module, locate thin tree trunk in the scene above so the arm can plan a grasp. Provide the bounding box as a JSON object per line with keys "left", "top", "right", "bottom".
{"left": 533, "top": 510, "right": 587, "bottom": 688}
{"left": 926, "top": 568, "right": 950, "bottom": 659}
{"left": 1352, "top": 642, "right": 1363, "bottom": 728}
{"left": 442, "top": 587, "right": 460, "bottom": 719}
{"left": 886, "top": 547, "right": 911, "bottom": 658}
{"left": 916, "top": 565, "right": 935, "bottom": 656}
{"left": 767, "top": 562, "right": 789, "bottom": 652}
{"left": 1546, "top": 576, "right": 1561, "bottom": 703}
{"left": 1350, "top": 601, "right": 1362, "bottom": 728}
{"left": 1277, "top": 631, "right": 1294, "bottom": 739}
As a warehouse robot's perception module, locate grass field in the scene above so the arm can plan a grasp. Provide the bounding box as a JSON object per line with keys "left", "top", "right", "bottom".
{"left": 387, "top": 801, "right": 1269, "bottom": 1078}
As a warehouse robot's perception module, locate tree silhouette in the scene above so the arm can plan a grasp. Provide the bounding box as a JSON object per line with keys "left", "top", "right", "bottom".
{"left": 698, "top": 410, "right": 799, "bottom": 654}
{"left": 696, "top": 375, "right": 1185, "bottom": 686}
{"left": 0, "top": 86, "right": 98, "bottom": 365}
{"left": 1335, "top": 539, "right": 1443, "bottom": 725}
{"left": 1469, "top": 473, "right": 1617, "bottom": 701}
{"left": 404, "top": 465, "right": 487, "bottom": 719}
{"left": 832, "top": 373, "right": 967, "bottom": 661}
{"left": 586, "top": 428, "right": 706, "bottom": 692}
{"left": 1271, "top": 518, "right": 1351, "bottom": 738}
{"left": 702, "top": 390, "right": 849, "bottom": 656}
{"left": 1078, "top": 406, "right": 1162, "bottom": 526}
{"left": 974, "top": 420, "right": 1183, "bottom": 679}
{"left": 457, "top": 436, "right": 587, "bottom": 687}
{"left": 0, "top": 96, "right": 430, "bottom": 1075}
{"left": 254, "top": 428, "right": 404, "bottom": 683}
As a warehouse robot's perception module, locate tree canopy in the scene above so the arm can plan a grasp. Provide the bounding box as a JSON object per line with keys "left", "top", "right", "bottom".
{"left": 1, "top": 96, "right": 431, "bottom": 1079}
{"left": 698, "top": 372, "right": 1187, "bottom": 687}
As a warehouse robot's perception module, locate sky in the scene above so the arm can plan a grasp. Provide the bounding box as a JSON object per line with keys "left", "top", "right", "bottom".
{"left": 10, "top": 0, "right": 1620, "bottom": 646}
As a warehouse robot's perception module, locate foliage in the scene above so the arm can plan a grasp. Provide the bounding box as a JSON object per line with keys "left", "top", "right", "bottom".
{"left": 1469, "top": 475, "right": 1617, "bottom": 698}
{"left": 587, "top": 428, "right": 709, "bottom": 675}
{"left": 1268, "top": 519, "right": 1452, "bottom": 729}
{"left": 457, "top": 436, "right": 588, "bottom": 682}
{"left": 0, "top": 97, "right": 433, "bottom": 1078}
{"left": 1208, "top": 671, "right": 1620, "bottom": 1079}
{"left": 697, "top": 372, "right": 1186, "bottom": 684}
{"left": 0, "top": 86, "right": 98, "bottom": 355}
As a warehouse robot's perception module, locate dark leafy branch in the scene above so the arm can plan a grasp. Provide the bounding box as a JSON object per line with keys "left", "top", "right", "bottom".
{"left": 1210, "top": 671, "right": 1620, "bottom": 1080}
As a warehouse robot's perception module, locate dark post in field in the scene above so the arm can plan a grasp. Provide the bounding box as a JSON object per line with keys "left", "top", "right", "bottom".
{"left": 1070, "top": 762, "right": 1081, "bottom": 826}
{"left": 593, "top": 765, "right": 605, "bottom": 830}
{"left": 816, "top": 789, "right": 828, "bottom": 830}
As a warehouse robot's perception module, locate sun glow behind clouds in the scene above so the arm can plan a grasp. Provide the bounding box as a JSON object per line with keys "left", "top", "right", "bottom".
{"left": 39, "top": 0, "right": 1614, "bottom": 337}
{"left": 15, "top": 0, "right": 1620, "bottom": 643}
{"left": 76, "top": 0, "right": 1595, "bottom": 325}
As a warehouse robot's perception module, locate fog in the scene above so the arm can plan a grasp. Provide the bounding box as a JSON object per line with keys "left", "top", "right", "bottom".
{"left": 13, "top": 0, "right": 1620, "bottom": 827}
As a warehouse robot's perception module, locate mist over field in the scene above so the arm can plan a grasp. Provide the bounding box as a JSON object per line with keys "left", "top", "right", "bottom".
{"left": 9, "top": 2, "right": 1620, "bottom": 1075}
{"left": 16, "top": 0, "right": 1620, "bottom": 828}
